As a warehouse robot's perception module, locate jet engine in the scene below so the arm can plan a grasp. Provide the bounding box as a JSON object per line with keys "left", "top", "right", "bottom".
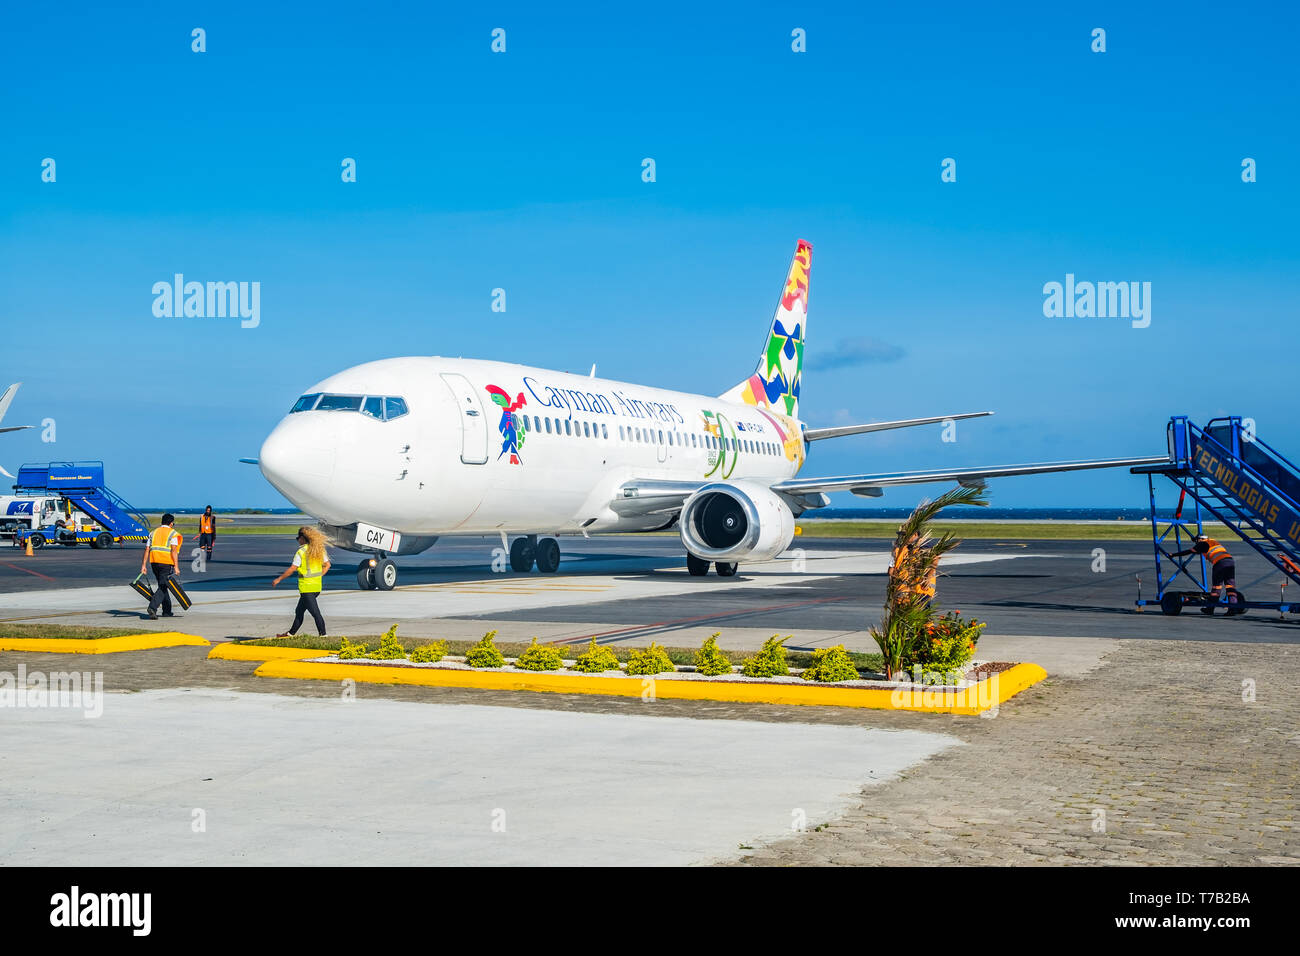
{"left": 679, "top": 481, "right": 795, "bottom": 564}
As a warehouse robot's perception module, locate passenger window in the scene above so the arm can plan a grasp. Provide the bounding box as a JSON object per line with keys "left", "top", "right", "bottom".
{"left": 383, "top": 397, "right": 408, "bottom": 420}
{"left": 545, "top": 418, "right": 552, "bottom": 434}
{"left": 565, "top": 420, "right": 572, "bottom": 436}
{"left": 291, "top": 393, "right": 321, "bottom": 413}
{"left": 619, "top": 425, "right": 625, "bottom": 441}
{"left": 361, "top": 396, "right": 384, "bottom": 419}
{"left": 601, "top": 424, "right": 608, "bottom": 439}
{"left": 658, "top": 430, "right": 664, "bottom": 443}
{"left": 583, "top": 421, "right": 590, "bottom": 438}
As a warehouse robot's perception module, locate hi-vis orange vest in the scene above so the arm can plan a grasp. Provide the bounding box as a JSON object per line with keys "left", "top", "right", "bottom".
{"left": 200, "top": 514, "right": 214, "bottom": 533}
{"left": 148, "top": 526, "right": 180, "bottom": 565}
{"left": 1204, "top": 539, "right": 1231, "bottom": 564}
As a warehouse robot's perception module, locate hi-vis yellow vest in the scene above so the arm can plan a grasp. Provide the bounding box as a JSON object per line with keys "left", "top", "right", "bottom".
{"left": 295, "top": 545, "right": 324, "bottom": 593}
{"left": 148, "top": 526, "right": 179, "bottom": 565}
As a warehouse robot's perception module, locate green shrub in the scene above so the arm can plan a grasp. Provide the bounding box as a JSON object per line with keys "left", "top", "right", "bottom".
{"left": 800, "top": 645, "right": 860, "bottom": 683}
{"left": 742, "top": 635, "right": 790, "bottom": 678}
{"left": 373, "top": 624, "right": 405, "bottom": 660}
{"left": 514, "top": 638, "right": 564, "bottom": 671}
{"left": 465, "top": 630, "right": 506, "bottom": 668}
{"left": 410, "top": 640, "right": 448, "bottom": 663}
{"left": 337, "top": 637, "right": 368, "bottom": 660}
{"left": 625, "top": 642, "right": 675, "bottom": 676}
{"left": 571, "top": 638, "right": 621, "bottom": 673}
{"left": 903, "top": 611, "right": 985, "bottom": 678}
{"left": 693, "top": 633, "right": 734, "bottom": 676}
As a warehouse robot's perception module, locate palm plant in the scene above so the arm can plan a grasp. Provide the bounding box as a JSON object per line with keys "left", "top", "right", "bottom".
{"left": 870, "top": 484, "right": 989, "bottom": 678}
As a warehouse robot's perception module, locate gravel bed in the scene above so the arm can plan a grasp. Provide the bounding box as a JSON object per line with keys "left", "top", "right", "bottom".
{"left": 305, "top": 654, "right": 1004, "bottom": 690}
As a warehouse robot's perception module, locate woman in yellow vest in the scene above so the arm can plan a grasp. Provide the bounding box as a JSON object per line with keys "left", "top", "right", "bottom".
{"left": 272, "top": 526, "right": 331, "bottom": 636}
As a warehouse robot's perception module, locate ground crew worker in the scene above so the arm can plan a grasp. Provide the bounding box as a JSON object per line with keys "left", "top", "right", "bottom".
{"left": 195, "top": 505, "right": 216, "bottom": 563}
{"left": 272, "top": 526, "right": 331, "bottom": 636}
{"left": 1173, "top": 535, "right": 1239, "bottom": 614}
{"left": 141, "top": 513, "right": 182, "bottom": 620}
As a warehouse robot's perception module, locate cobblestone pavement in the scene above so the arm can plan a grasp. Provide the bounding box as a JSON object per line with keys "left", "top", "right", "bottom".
{"left": 734, "top": 640, "right": 1300, "bottom": 865}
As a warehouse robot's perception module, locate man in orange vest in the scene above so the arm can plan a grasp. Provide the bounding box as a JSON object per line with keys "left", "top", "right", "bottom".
{"left": 195, "top": 505, "right": 216, "bottom": 564}
{"left": 141, "top": 513, "right": 183, "bottom": 620}
{"left": 1173, "top": 535, "right": 1239, "bottom": 615}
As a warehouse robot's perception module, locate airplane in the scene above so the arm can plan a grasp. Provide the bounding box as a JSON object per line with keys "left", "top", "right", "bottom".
{"left": 0, "top": 383, "right": 34, "bottom": 479}
{"left": 255, "top": 240, "right": 1167, "bottom": 590}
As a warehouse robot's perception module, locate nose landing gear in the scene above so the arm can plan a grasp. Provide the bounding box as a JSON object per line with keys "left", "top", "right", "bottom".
{"left": 357, "top": 555, "right": 398, "bottom": 590}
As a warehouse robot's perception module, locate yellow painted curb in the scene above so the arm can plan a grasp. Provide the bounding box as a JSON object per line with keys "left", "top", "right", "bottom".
{"left": 207, "top": 643, "right": 331, "bottom": 662}
{"left": 0, "top": 633, "right": 210, "bottom": 655}
{"left": 253, "top": 659, "right": 1049, "bottom": 714}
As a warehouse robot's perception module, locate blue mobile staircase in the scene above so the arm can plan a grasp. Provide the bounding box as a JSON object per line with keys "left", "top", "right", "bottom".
{"left": 11, "top": 461, "right": 150, "bottom": 549}
{"left": 1131, "top": 417, "right": 1300, "bottom": 615}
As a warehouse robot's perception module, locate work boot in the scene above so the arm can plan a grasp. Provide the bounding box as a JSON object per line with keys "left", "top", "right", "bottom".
{"left": 148, "top": 611, "right": 158, "bottom": 621}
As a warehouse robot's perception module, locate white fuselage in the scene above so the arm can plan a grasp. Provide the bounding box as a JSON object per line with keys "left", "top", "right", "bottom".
{"left": 258, "top": 357, "right": 807, "bottom": 540}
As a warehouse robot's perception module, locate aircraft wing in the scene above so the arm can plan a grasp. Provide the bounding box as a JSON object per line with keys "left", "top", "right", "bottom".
{"left": 615, "top": 454, "right": 1169, "bottom": 517}
{"left": 771, "top": 455, "right": 1171, "bottom": 498}
{"left": 803, "top": 411, "right": 991, "bottom": 441}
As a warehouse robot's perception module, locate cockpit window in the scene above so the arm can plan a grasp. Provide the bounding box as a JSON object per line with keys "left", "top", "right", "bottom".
{"left": 316, "top": 394, "right": 363, "bottom": 412}
{"left": 291, "top": 393, "right": 408, "bottom": 420}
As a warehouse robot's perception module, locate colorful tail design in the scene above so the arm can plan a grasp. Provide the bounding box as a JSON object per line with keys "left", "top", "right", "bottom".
{"left": 721, "top": 239, "right": 810, "bottom": 418}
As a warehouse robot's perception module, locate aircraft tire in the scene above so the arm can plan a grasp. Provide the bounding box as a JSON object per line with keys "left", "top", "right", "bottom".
{"left": 715, "top": 561, "right": 738, "bottom": 577}
{"left": 535, "top": 538, "right": 560, "bottom": 573}
{"left": 375, "top": 558, "right": 398, "bottom": 590}
{"left": 686, "top": 554, "right": 710, "bottom": 576}
{"left": 356, "top": 563, "right": 376, "bottom": 590}
{"left": 510, "top": 537, "right": 536, "bottom": 572}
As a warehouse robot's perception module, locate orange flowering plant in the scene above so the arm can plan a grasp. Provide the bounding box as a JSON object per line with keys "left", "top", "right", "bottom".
{"left": 903, "top": 610, "right": 985, "bottom": 673}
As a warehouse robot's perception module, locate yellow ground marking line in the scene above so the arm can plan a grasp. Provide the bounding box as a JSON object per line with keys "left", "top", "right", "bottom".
{"left": 252, "top": 660, "right": 1048, "bottom": 714}
{"left": 0, "top": 633, "right": 209, "bottom": 654}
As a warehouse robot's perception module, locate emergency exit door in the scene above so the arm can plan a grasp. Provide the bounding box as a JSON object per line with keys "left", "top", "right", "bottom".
{"left": 440, "top": 373, "right": 488, "bottom": 464}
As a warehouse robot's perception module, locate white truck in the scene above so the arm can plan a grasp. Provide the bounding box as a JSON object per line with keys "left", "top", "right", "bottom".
{"left": 0, "top": 495, "right": 69, "bottom": 540}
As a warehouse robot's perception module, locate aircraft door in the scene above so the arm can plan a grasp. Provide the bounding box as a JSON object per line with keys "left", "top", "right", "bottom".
{"left": 440, "top": 373, "right": 489, "bottom": 465}
{"left": 655, "top": 426, "right": 668, "bottom": 463}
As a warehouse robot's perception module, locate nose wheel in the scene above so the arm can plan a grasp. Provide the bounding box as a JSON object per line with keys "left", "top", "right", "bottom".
{"left": 357, "top": 557, "right": 398, "bottom": 590}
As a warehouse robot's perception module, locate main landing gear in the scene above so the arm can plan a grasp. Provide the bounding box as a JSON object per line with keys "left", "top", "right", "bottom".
{"left": 508, "top": 535, "right": 561, "bottom": 573}
{"left": 687, "top": 554, "right": 738, "bottom": 577}
{"left": 357, "top": 555, "right": 398, "bottom": 590}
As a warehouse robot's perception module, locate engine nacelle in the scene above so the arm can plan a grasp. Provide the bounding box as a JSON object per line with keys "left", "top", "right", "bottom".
{"left": 679, "top": 481, "right": 795, "bottom": 564}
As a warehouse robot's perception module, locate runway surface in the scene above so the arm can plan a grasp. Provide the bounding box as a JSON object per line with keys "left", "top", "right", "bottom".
{"left": 0, "top": 533, "right": 1297, "bottom": 648}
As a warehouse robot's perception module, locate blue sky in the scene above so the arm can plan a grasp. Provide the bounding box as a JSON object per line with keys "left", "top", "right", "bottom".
{"left": 1, "top": 1, "right": 1296, "bottom": 509}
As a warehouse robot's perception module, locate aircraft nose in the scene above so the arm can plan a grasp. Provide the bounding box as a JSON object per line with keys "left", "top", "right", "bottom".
{"left": 259, "top": 416, "right": 338, "bottom": 515}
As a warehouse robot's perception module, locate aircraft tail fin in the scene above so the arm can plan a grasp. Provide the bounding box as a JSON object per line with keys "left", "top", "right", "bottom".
{"left": 720, "top": 240, "right": 810, "bottom": 418}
